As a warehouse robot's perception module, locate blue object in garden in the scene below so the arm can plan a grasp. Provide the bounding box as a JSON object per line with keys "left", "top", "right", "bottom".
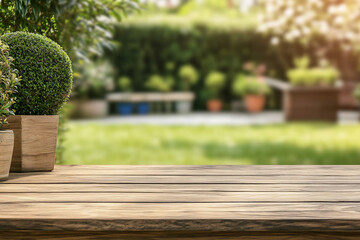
{"left": 117, "top": 103, "right": 133, "bottom": 115}
{"left": 137, "top": 102, "right": 150, "bottom": 114}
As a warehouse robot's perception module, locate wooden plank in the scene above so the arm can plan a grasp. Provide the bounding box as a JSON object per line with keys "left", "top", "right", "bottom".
{"left": 54, "top": 165, "right": 360, "bottom": 171}
{"left": 50, "top": 165, "right": 360, "bottom": 176}
{"left": 0, "top": 191, "right": 360, "bottom": 203}
{"left": 6, "top": 174, "right": 360, "bottom": 184}
{"left": 0, "top": 203, "right": 360, "bottom": 220}
{"left": 1, "top": 165, "right": 360, "bottom": 235}
{"left": 1, "top": 231, "right": 360, "bottom": 240}
{"left": 1, "top": 183, "right": 359, "bottom": 193}
{"left": 0, "top": 204, "right": 360, "bottom": 232}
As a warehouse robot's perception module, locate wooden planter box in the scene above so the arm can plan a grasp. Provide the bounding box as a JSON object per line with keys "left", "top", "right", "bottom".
{"left": 0, "top": 130, "right": 14, "bottom": 180}
{"left": 3, "top": 115, "right": 59, "bottom": 172}
{"left": 284, "top": 88, "right": 339, "bottom": 122}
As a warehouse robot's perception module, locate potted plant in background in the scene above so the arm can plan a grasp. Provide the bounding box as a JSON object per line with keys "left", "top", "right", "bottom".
{"left": 145, "top": 74, "right": 174, "bottom": 113}
{"left": 72, "top": 60, "right": 114, "bottom": 118}
{"left": 1, "top": 32, "right": 72, "bottom": 172}
{"left": 177, "top": 64, "right": 198, "bottom": 113}
{"left": 285, "top": 56, "right": 340, "bottom": 121}
{"left": 205, "top": 71, "right": 226, "bottom": 112}
{"left": 116, "top": 76, "right": 133, "bottom": 115}
{"left": 233, "top": 76, "right": 270, "bottom": 113}
{"left": 233, "top": 62, "right": 270, "bottom": 113}
{"left": 0, "top": 40, "right": 21, "bottom": 179}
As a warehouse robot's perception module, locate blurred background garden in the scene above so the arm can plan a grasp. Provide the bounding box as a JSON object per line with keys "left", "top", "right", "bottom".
{"left": 2, "top": 0, "right": 360, "bottom": 165}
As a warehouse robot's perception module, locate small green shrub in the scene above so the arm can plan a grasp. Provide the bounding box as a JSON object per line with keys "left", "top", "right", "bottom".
{"left": 1, "top": 32, "right": 72, "bottom": 115}
{"left": 287, "top": 57, "right": 339, "bottom": 87}
{"left": 317, "top": 67, "right": 339, "bottom": 86}
{"left": 205, "top": 71, "right": 226, "bottom": 99}
{"left": 0, "top": 40, "right": 21, "bottom": 129}
{"left": 287, "top": 69, "right": 308, "bottom": 86}
{"left": 294, "top": 56, "right": 310, "bottom": 69}
{"left": 118, "top": 76, "right": 132, "bottom": 92}
{"left": 178, "top": 64, "right": 198, "bottom": 91}
{"left": 145, "top": 75, "right": 174, "bottom": 92}
{"left": 353, "top": 84, "right": 360, "bottom": 101}
{"left": 233, "top": 75, "right": 270, "bottom": 96}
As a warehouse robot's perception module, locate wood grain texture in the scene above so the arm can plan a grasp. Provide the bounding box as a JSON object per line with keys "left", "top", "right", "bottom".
{"left": 1, "top": 165, "right": 360, "bottom": 239}
{"left": 5, "top": 174, "right": 360, "bottom": 184}
{"left": 0, "top": 183, "right": 358, "bottom": 192}
{"left": 49, "top": 165, "right": 360, "bottom": 176}
{"left": 3, "top": 115, "right": 59, "bottom": 172}
{"left": 284, "top": 88, "right": 339, "bottom": 122}
{"left": 0, "top": 231, "right": 360, "bottom": 240}
{"left": 0, "top": 130, "right": 14, "bottom": 180}
{"left": 1, "top": 203, "right": 360, "bottom": 221}
{"left": 1, "top": 191, "right": 360, "bottom": 203}
{"left": 2, "top": 231, "right": 360, "bottom": 240}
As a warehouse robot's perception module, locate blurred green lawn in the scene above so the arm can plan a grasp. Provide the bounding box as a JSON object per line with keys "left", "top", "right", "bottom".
{"left": 62, "top": 123, "right": 360, "bottom": 165}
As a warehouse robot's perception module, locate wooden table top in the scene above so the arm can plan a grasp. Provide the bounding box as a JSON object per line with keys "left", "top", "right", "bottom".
{"left": 0, "top": 165, "right": 360, "bottom": 232}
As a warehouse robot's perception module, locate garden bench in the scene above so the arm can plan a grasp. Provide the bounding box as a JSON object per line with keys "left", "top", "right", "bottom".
{"left": 0, "top": 165, "right": 359, "bottom": 239}
{"left": 106, "top": 92, "right": 195, "bottom": 104}
{"left": 107, "top": 92, "right": 195, "bottom": 113}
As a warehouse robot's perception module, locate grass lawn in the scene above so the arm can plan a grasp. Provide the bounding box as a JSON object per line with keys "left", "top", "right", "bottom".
{"left": 62, "top": 123, "right": 360, "bottom": 165}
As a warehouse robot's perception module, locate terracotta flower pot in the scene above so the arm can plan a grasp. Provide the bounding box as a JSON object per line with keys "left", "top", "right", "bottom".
{"left": 207, "top": 99, "right": 223, "bottom": 112}
{"left": 0, "top": 130, "right": 14, "bottom": 180}
{"left": 245, "top": 95, "right": 265, "bottom": 113}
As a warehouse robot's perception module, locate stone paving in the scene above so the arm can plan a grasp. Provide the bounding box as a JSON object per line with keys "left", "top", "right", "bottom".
{"left": 73, "top": 111, "right": 359, "bottom": 126}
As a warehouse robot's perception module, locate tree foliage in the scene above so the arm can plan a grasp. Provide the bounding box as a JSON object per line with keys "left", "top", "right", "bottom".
{"left": 0, "top": 0, "right": 140, "bottom": 60}
{"left": 258, "top": 0, "right": 360, "bottom": 56}
{"left": 0, "top": 39, "right": 21, "bottom": 129}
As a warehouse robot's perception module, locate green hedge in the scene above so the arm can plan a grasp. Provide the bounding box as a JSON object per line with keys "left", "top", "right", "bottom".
{"left": 109, "top": 18, "right": 357, "bottom": 109}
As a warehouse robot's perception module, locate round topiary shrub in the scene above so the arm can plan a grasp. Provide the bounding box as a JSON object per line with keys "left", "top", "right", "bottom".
{"left": 1, "top": 32, "right": 72, "bottom": 115}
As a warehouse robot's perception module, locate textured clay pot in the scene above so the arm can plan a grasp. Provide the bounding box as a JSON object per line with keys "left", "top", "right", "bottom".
{"left": 0, "top": 130, "right": 14, "bottom": 180}
{"left": 245, "top": 95, "right": 265, "bottom": 113}
{"left": 207, "top": 99, "right": 223, "bottom": 112}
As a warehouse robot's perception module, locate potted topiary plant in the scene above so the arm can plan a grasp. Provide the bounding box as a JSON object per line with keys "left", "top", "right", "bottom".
{"left": 205, "top": 71, "right": 226, "bottom": 112}
{"left": 233, "top": 76, "right": 270, "bottom": 113}
{"left": 177, "top": 64, "right": 198, "bottom": 113}
{"left": 285, "top": 56, "right": 340, "bottom": 121}
{"left": 0, "top": 40, "right": 21, "bottom": 179}
{"left": 145, "top": 74, "right": 174, "bottom": 113}
{"left": 116, "top": 76, "right": 133, "bottom": 115}
{"left": 1, "top": 32, "right": 72, "bottom": 172}
{"left": 233, "top": 62, "right": 270, "bottom": 113}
